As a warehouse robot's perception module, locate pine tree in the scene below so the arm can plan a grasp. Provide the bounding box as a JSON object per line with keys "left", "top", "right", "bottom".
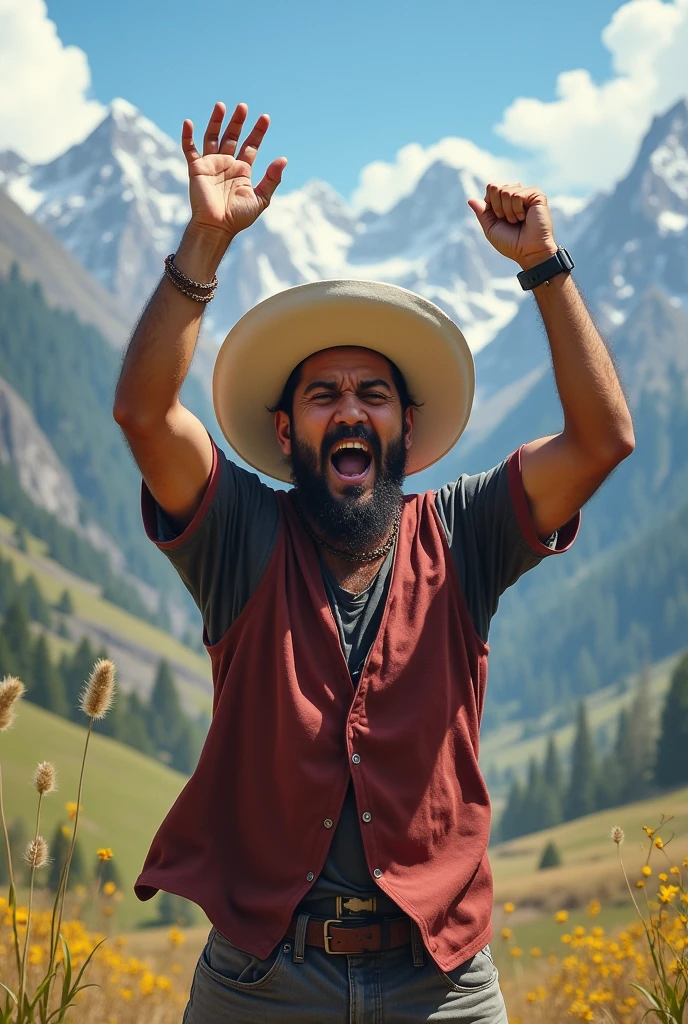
{"left": 538, "top": 840, "right": 562, "bottom": 870}
{"left": 544, "top": 735, "right": 564, "bottom": 799}
{"left": 148, "top": 660, "right": 186, "bottom": 764}
{"left": 20, "top": 575, "right": 51, "bottom": 626}
{"left": 622, "top": 668, "right": 655, "bottom": 802}
{"left": 499, "top": 779, "right": 525, "bottom": 841}
{"left": 655, "top": 652, "right": 688, "bottom": 788}
{"left": 55, "top": 589, "right": 75, "bottom": 615}
{"left": 156, "top": 892, "right": 196, "bottom": 927}
{"left": 61, "top": 636, "right": 98, "bottom": 718}
{"left": 29, "top": 634, "right": 68, "bottom": 717}
{"left": 0, "top": 598, "right": 32, "bottom": 680}
{"left": 122, "top": 691, "right": 154, "bottom": 755}
{"left": 564, "top": 701, "right": 598, "bottom": 821}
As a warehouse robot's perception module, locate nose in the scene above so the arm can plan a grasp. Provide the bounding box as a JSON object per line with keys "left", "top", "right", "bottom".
{"left": 333, "top": 390, "right": 368, "bottom": 426}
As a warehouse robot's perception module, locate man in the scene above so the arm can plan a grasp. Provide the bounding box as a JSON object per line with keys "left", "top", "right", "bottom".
{"left": 115, "top": 102, "right": 634, "bottom": 1023}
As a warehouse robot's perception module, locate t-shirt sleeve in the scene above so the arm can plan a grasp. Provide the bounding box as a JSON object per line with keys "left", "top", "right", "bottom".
{"left": 434, "top": 443, "right": 580, "bottom": 644}
{"left": 140, "top": 439, "right": 279, "bottom": 646}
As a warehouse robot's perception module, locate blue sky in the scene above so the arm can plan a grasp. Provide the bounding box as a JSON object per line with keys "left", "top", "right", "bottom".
{"left": 3, "top": 0, "right": 688, "bottom": 204}
{"left": 50, "top": 0, "right": 624, "bottom": 197}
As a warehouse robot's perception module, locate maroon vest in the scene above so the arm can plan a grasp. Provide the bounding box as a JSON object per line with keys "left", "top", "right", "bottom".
{"left": 135, "top": 489, "right": 493, "bottom": 970}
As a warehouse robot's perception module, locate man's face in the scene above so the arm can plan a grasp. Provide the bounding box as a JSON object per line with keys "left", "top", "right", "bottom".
{"left": 274, "top": 347, "right": 414, "bottom": 547}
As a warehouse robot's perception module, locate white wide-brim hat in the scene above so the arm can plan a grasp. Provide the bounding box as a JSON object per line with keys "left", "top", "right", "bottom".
{"left": 212, "top": 279, "right": 474, "bottom": 482}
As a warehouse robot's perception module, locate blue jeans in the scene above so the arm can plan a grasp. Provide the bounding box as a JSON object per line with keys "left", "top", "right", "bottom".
{"left": 182, "top": 927, "right": 509, "bottom": 1022}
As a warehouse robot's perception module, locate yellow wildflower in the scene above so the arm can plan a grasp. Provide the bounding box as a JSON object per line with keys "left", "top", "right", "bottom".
{"left": 659, "top": 884, "right": 680, "bottom": 904}
{"left": 503, "top": 901, "right": 515, "bottom": 913}
{"left": 501, "top": 927, "right": 512, "bottom": 941}
{"left": 103, "top": 881, "right": 117, "bottom": 896}
{"left": 555, "top": 909, "right": 569, "bottom": 923}
{"left": 659, "top": 872, "right": 668, "bottom": 882}
{"left": 670, "top": 865, "right": 681, "bottom": 874}
{"left": 642, "top": 825, "right": 655, "bottom": 837}
{"left": 530, "top": 946, "right": 542, "bottom": 957}
{"left": 587, "top": 899, "right": 601, "bottom": 917}
{"left": 654, "top": 837, "right": 664, "bottom": 849}
{"left": 169, "top": 926, "right": 185, "bottom": 947}
{"left": 636, "top": 880, "right": 645, "bottom": 888}
{"left": 642, "top": 865, "right": 652, "bottom": 876}
{"left": 97, "top": 847, "right": 113, "bottom": 861}
{"left": 510, "top": 946, "right": 522, "bottom": 958}
{"left": 66, "top": 801, "right": 79, "bottom": 820}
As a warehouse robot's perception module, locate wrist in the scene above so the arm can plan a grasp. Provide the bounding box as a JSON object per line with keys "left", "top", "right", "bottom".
{"left": 517, "top": 245, "right": 560, "bottom": 272}
{"left": 177, "top": 221, "right": 234, "bottom": 280}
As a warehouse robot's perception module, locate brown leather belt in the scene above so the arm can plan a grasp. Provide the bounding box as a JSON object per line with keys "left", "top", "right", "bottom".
{"left": 286, "top": 914, "right": 412, "bottom": 955}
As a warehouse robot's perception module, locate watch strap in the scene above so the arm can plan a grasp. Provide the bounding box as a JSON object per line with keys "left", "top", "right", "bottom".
{"left": 517, "top": 248, "right": 574, "bottom": 291}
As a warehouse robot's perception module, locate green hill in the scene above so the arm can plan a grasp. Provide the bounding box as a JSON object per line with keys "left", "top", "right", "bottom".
{"left": 0, "top": 700, "right": 190, "bottom": 930}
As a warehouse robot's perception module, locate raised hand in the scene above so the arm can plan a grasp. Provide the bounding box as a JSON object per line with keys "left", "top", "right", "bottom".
{"left": 182, "top": 102, "right": 287, "bottom": 240}
{"left": 467, "top": 184, "right": 558, "bottom": 269}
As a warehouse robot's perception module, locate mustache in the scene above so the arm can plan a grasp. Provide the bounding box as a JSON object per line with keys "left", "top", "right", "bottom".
{"left": 320, "top": 425, "right": 381, "bottom": 465}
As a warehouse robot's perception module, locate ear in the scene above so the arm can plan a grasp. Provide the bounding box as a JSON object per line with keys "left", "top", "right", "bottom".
{"left": 274, "top": 410, "right": 292, "bottom": 456}
{"left": 404, "top": 406, "right": 414, "bottom": 452}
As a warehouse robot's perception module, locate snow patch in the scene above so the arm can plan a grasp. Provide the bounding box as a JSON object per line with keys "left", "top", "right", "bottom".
{"left": 657, "top": 210, "right": 688, "bottom": 236}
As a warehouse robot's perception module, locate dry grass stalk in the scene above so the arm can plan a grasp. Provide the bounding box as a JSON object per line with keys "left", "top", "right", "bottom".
{"left": 0, "top": 675, "right": 25, "bottom": 732}
{"left": 79, "top": 658, "right": 116, "bottom": 720}
{"left": 32, "top": 761, "right": 57, "bottom": 796}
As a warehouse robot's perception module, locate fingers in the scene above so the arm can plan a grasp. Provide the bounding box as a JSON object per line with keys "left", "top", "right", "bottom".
{"left": 254, "top": 157, "right": 288, "bottom": 208}
{"left": 202, "top": 101, "right": 227, "bottom": 156}
{"left": 219, "top": 102, "right": 249, "bottom": 156}
{"left": 485, "top": 184, "right": 547, "bottom": 222}
{"left": 486, "top": 183, "right": 523, "bottom": 223}
{"left": 237, "top": 113, "right": 271, "bottom": 167}
{"left": 181, "top": 119, "right": 201, "bottom": 165}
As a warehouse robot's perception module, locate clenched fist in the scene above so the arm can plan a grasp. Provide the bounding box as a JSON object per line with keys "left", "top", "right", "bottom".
{"left": 468, "top": 184, "right": 558, "bottom": 270}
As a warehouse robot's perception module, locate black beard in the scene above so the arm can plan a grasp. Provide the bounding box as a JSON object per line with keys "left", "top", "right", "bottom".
{"left": 290, "top": 424, "right": 406, "bottom": 553}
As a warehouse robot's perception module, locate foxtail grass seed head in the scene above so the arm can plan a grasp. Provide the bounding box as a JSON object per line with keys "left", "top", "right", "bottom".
{"left": 79, "top": 658, "right": 116, "bottom": 719}
{"left": 610, "top": 826, "right": 625, "bottom": 845}
{"left": 0, "top": 675, "right": 25, "bottom": 731}
{"left": 33, "top": 761, "right": 57, "bottom": 795}
{"left": 24, "top": 835, "right": 49, "bottom": 869}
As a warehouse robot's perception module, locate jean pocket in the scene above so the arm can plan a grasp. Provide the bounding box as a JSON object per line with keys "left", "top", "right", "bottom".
{"left": 198, "top": 927, "right": 286, "bottom": 991}
{"left": 433, "top": 945, "right": 498, "bottom": 993}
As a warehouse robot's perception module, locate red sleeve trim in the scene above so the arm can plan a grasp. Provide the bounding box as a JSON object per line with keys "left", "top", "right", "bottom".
{"left": 506, "top": 444, "right": 581, "bottom": 555}
{"left": 141, "top": 439, "right": 221, "bottom": 551}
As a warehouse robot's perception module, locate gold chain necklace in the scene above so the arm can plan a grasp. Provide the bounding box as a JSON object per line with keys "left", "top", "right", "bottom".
{"left": 293, "top": 497, "right": 402, "bottom": 563}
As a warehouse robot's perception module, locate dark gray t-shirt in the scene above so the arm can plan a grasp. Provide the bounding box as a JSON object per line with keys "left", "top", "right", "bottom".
{"left": 152, "top": 444, "right": 565, "bottom": 904}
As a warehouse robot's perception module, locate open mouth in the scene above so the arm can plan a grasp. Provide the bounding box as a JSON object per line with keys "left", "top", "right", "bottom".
{"left": 329, "top": 439, "right": 373, "bottom": 483}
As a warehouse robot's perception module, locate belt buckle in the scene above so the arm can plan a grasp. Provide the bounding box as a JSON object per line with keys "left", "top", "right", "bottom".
{"left": 323, "top": 918, "right": 344, "bottom": 954}
{"left": 336, "top": 896, "right": 377, "bottom": 917}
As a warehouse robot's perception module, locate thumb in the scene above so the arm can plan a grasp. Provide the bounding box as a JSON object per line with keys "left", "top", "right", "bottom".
{"left": 467, "top": 197, "right": 498, "bottom": 235}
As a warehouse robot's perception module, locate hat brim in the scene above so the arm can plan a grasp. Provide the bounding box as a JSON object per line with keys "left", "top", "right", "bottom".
{"left": 212, "top": 279, "right": 474, "bottom": 482}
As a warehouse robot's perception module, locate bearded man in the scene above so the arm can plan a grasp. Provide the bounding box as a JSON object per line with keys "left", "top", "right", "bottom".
{"left": 114, "top": 102, "right": 634, "bottom": 1023}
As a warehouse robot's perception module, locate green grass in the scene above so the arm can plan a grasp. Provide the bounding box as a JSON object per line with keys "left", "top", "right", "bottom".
{"left": 1, "top": 700, "right": 189, "bottom": 930}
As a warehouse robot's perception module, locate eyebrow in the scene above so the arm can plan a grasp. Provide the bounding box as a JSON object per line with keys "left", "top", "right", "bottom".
{"left": 302, "top": 378, "right": 393, "bottom": 396}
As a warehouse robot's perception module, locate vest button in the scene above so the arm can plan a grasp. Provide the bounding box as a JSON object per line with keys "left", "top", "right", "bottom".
{"left": 362, "top": 811, "right": 372, "bottom": 823}
{"left": 373, "top": 868, "right": 383, "bottom": 879}
{"left": 352, "top": 753, "right": 361, "bottom": 764}
{"left": 324, "top": 818, "right": 333, "bottom": 828}
{"left": 306, "top": 871, "right": 315, "bottom": 882}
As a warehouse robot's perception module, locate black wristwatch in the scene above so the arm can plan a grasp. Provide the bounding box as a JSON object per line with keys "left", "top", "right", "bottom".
{"left": 517, "top": 247, "right": 575, "bottom": 291}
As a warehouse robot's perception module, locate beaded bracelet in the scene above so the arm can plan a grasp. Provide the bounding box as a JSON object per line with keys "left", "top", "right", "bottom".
{"left": 164, "top": 253, "right": 218, "bottom": 291}
{"left": 163, "top": 263, "right": 215, "bottom": 303}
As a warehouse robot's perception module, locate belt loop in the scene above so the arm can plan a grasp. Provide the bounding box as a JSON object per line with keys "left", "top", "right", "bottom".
{"left": 293, "top": 913, "right": 310, "bottom": 964}
{"left": 411, "top": 922, "right": 425, "bottom": 968}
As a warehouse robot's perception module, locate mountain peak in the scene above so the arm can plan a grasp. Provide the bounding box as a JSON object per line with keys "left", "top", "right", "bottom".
{"left": 108, "top": 97, "right": 141, "bottom": 122}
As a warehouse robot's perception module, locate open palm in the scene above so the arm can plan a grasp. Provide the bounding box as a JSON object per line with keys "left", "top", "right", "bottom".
{"left": 182, "top": 102, "right": 287, "bottom": 239}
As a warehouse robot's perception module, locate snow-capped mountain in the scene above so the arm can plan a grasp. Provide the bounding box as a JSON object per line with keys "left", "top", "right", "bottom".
{"left": 0, "top": 98, "right": 530, "bottom": 356}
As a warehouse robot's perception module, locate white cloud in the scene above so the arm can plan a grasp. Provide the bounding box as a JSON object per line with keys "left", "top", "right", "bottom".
{"left": 496, "top": 0, "right": 688, "bottom": 193}
{"left": 351, "top": 137, "right": 520, "bottom": 215}
{"left": 0, "top": 0, "right": 105, "bottom": 163}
